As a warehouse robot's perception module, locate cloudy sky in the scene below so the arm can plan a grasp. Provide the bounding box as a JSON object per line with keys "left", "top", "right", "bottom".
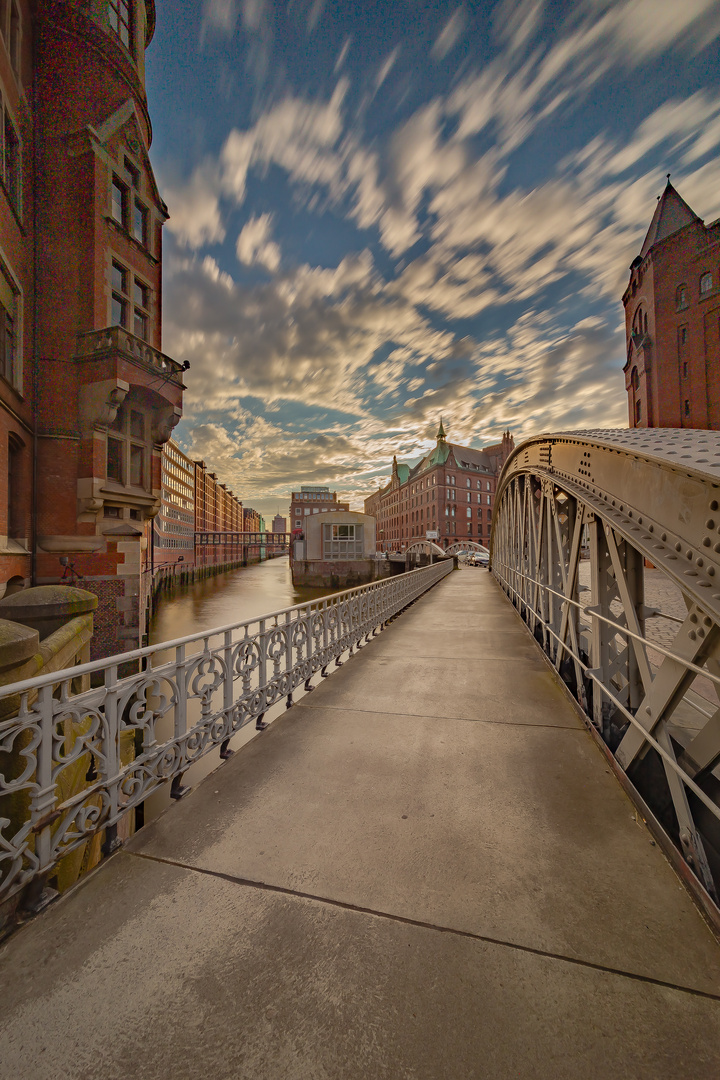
{"left": 147, "top": 0, "right": 720, "bottom": 519}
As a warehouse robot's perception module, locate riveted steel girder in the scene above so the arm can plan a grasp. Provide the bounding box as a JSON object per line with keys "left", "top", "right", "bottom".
{"left": 491, "top": 429, "right": 720, "bottom": 911}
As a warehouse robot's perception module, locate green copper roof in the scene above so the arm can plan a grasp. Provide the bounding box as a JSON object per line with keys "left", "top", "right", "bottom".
{"left": 397, "top": 463, "right": 410, "bottom": 483}
{"left": 428, "top": 440, "right": 451, "bottom": 466}
{"left": 437, "top": 418, "right": 446, "bottom": 440}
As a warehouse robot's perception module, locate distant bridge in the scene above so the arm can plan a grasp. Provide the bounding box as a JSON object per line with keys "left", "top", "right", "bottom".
{"left": 195, "top": 531, "right": 290, "bottom": 547}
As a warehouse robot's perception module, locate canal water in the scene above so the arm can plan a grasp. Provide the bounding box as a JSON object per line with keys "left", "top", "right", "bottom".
{"left": 141, "top": 556, "right": 337, "bottom": 822}
{"left": 148, "top": 555, "right": 335, "bottom": 647}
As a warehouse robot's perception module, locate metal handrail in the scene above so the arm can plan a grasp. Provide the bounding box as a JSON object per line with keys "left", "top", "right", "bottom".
{"left": 492, "top": 560, "right": 720, "bottom": 691}
{"left": 0, "top": 561, "right": 453, "bottom": 905}
{"left": 492, "top": 559, "right": 720, "bottom": 826}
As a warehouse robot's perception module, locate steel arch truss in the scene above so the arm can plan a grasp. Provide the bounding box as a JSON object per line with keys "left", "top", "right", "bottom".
{"left": 405, "top": 540, "right": 448, "bottom": 558}
{"left": 491, "top": 429, "right": 720, "bottom": 909}
{"left": 445, "top": 541, "right": 489, "bottom": 556}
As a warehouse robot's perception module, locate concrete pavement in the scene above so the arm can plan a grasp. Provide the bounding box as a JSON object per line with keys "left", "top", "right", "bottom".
{"left": 1, "top": 568, "right": 719, "bottom": 1079}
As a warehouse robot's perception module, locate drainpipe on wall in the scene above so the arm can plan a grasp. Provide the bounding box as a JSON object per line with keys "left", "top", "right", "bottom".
{"left": 30, "top": 16, "right": 39, "bottom": 587}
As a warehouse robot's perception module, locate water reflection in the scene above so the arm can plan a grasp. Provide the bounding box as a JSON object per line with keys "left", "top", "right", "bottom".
{"left": 141, "top": 556, "right": 338, "bottom": 824}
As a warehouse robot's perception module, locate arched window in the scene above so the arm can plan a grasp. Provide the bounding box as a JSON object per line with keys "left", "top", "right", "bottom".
{"left": 635, "top": 400, "right": 642, "bottom": 424}
{"left": 630, "top": 367, "right": 639, "bottom": 391}
{"left": 634, "top": 308, "right": 644, "bottom": 336}
{"left": 676, "top": 284, "right": 688, "bottom": 310}
{"left": 700, "top": 272, "right": 713, "bottom": 295}
{"left": 644, "top": 312, "right": 648, "bottom": 335}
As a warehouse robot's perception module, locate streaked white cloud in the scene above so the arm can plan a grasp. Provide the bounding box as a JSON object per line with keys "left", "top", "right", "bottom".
{"left": 202, "top": 0, "right": 240, "bottom": 36}
{"left": 375, "top": 47, "right": 400, "bottom": 92}
{"left": 431, "top": 7, "right": 467, "bottom": 61}
{"left": 164, "top": 162, "right": 225, "bottom": 248}
{"left": 236, "top": 213, "right": 281, "bottom": 271}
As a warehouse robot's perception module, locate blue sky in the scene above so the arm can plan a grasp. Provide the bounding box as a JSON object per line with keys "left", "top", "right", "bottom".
{"left": 146, "top": 0, "right": 720, "bottom": 519}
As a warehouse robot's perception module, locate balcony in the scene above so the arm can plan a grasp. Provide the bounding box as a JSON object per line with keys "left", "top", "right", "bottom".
{"left": 74, "top": 326, "right": 186, "bottom": 388}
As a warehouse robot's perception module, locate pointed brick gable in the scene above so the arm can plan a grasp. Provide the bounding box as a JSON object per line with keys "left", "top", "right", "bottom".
{"left": 639, "top": 180, "right": 700, "bottom": 258}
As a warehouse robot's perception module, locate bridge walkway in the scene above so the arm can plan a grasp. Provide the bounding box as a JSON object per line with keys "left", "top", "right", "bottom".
{"left": 2, "top": 569, "right": 720, "bottom": 1078}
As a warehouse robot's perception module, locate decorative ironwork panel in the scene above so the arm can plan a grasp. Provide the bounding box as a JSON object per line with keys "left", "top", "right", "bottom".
{"left": 0, "top": 561, "right": 452, "bottom": 904}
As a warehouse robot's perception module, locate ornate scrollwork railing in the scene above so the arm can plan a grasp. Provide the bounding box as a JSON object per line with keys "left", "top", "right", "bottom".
{"left": 0, "top": 561, "right": 452, "bottom": 906}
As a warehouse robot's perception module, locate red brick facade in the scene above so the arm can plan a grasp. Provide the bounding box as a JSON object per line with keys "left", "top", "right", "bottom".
{"left": 364, "top": 425, "right": 514, "bottom": 551}
{"left": 0, "top": 3, "right": 186, "bottom": 658}
{"left": 194, "top": 460, "right": 246, "bottom": 570}
{"left": 290, "top": 487, "right": 349, "bottom": 533}
{"left": 150, "top": 438, "right": 195, "bottom": 586}
{"left": 624, "top": 180, "right": 720, "bottom": 429}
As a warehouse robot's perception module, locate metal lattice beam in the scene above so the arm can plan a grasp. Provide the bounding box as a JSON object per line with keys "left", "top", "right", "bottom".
{"left": 491, "top": 429, "right": 720, "bottom": 908}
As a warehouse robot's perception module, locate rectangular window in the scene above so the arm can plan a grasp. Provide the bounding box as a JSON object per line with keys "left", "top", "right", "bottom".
{"left": 3, "top": 109, "right": 20, "bottom": 213}
{"left": 107, "top": 436, "right": 124, "bottom": 482}
{"left": 133, "top": 309, "right": 147, "bottom": 339}
{"left": 111, "top": 261, "right": 126, "bottom": 294}
{"left": 130, "top": 443, "right": 144, "bottom": 487}
{"left": 683, "top": 361, "right": 689, "bottom": 378}
{"left": 111, "top": 178, "right": 127, "bottom": 226}
{"left": 133, "top": 199, "right": 148, "bottom": 245}
{"left": 109, "top": 0, "right": 131, "bottom": 49}
{"left": 323, "top": 523, "right": 363, "bottom": 559}
{"left": 0, "top": 300, "right": 14, "bottom": 384}
{"left": 130, "top": 409, "right": 145, "bottom": 439}
{"left": 111, "top": 294, "right": 127, "bottom": 327}
{"left": 685, "top": 399, "right": 690, "bottom": 417}
{"left": 133, "top": 279, "right": 149, "bottom": 309}
{"left": 124, "top": 156, "right": 140, "bottom": 189}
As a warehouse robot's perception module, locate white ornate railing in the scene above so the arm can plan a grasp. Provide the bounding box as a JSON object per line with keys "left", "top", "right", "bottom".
{"left": 0, "top": 561, "right": 453, "bottom": 907}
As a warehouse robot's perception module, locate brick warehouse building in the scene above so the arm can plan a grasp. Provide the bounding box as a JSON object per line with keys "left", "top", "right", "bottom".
{"left": 364, "top": 423, "right": 514, "bottom": 551}
{"left": 194, "top": 459, "right": 246, "bottom": 574}
{"left": 290, "top": 486, "right": 349, "bottom": 532}
{"left": 624, "top": 178, "right": 720, "bottom": 429}
{"left": 0, "top": 2, "right": 186, "bottom": 658}
{"left": 149, "top": 438, "right": 195, "bottom": 590}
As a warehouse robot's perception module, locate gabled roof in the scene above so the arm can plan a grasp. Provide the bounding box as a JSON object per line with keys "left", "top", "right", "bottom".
{"left": 91, "top": 100, "right": 167, "bottom": 216}
{"left": 639, "top": 180, "right": 700, "bottom": 258}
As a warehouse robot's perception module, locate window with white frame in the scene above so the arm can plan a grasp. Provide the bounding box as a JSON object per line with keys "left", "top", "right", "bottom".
{"left": 323, "top": 522, "right": 363, "bottom": 559}
{"left": 700, "top": 272, "right": 713, "bottom": 296}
